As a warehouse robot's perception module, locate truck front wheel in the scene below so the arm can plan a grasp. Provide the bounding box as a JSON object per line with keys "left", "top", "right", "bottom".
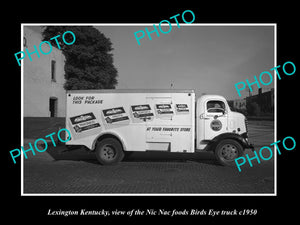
{"left": 95, "top": 138, "right": 124, "bottom": 165}
{"left": 214, "top": 139, "right": 244, "bottom": 166}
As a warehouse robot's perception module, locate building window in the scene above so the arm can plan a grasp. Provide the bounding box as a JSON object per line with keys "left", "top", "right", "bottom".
{"left": 49, "top": 97, "right": 58, "bottom": 117}
{"left": 51, "top": 60, "right": 56, "bottom": 82}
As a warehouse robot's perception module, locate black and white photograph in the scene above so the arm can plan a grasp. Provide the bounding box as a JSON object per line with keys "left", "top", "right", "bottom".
{"left": 4, "top": 6, "right": 298, "bottom": 224}
{"left": 22, "top": 24, "right": 275, "bottom": 195}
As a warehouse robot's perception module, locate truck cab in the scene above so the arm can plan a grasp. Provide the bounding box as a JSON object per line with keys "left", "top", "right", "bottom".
{"left": 196, "top": 95, "right": 253, "bottom": 165}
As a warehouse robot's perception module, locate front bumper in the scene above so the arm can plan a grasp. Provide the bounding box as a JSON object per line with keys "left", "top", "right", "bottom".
{"left": 241, "top": 132, "right": 254, "bottom": 150}
{"left": 243, "top": 138, "right": 254, "bottom": 150}
{"left": 246, "top": 142, "right": 255, "bottom": 150}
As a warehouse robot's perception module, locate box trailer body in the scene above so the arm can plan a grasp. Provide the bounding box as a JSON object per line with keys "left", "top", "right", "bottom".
{"left": 66, "top": 90, "right": 253, "bottom": 165}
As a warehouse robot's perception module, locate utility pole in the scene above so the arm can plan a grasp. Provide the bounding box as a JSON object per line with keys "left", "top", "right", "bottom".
{"left": 248, "top": 87, "right": 252, "bottom": 97}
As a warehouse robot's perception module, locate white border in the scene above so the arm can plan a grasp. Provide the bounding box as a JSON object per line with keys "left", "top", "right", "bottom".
{"left": 21, "top": 24, "right": 24, "bottom": 195}
{"left": 274, "top": 24, "right": 277, "bottom": 196}
{"left": 21, "top": 23, "right": 277, "bottom": 196}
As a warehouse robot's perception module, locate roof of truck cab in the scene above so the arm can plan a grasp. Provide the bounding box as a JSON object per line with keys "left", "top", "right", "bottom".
{"left": 67, "top": 89, "right": 195, "bottom": 94}
{"left": 199, "top": 94, "right": 227, "bottom": 99}
{"left": 197, "top": 94, "right": 228, "bottom": 102}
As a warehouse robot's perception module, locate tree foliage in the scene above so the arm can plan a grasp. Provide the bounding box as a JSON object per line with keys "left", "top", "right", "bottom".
{"left": 42, "top": 26, "right": 118, "bottom": 90}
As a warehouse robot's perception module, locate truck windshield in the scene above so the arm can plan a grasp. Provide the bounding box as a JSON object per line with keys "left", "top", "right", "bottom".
{"left": 207, "top": 100, "right": 225, "bottom": 113}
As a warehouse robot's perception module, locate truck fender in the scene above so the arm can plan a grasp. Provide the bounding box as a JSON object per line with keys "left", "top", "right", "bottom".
{"left": 91, "top": 131, "right": 127, "bottom": 151}
{"left": 207, "top": 132, "right": 249, "bottom": 151}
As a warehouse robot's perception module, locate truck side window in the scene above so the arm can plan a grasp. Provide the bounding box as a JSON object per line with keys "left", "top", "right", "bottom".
{"left": 206, "top": 100, "right": 226, "bottom": 113}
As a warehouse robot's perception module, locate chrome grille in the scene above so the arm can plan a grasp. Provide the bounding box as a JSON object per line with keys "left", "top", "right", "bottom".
{"left": 245, "top": 118, "right": 249, "bottom": 133}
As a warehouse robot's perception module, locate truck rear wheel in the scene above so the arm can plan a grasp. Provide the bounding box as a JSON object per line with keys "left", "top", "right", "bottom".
{"left": 214, "top": 139, "right": 243, "bottom": 166}
{"left": 95, "top": 138, "right": 124, "bottom": 165}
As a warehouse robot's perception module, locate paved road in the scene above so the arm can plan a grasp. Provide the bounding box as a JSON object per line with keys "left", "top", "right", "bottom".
{"left": 23, "top": 121, "right": 275, "bottom": 194}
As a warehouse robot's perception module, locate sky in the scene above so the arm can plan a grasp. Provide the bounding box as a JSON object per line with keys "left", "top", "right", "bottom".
{"left": 95, "top": 24, "right": 275, "bottom": 100}
{"left": 28, "top": 24, "right": 275, "bottom": 100}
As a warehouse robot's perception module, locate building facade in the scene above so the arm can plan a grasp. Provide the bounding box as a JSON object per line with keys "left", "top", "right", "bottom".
{"left": 229, "top": 88, "right": 274, "bottom": 116}
{"left": 233, "top": 98, "right": 246, "bottom": 111}
{"left": 23, "top": 26, "right": 66, "bottom": 117}
{"left": 246, "top": 88, "right": 274, "bottom": 114}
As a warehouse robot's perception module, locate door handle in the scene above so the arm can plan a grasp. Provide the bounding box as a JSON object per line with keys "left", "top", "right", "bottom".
{"left": 199, "top": 117, "right": 210, "bottom": 120}
{"left": 200, "top": 113, "right": 207, "bottom": 119}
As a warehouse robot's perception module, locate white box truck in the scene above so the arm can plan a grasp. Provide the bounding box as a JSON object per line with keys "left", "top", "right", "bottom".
{"left": 66, "top": 89, "right": 253, "bottom": 165}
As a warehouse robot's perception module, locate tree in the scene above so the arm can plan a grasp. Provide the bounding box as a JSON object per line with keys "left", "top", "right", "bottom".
{"left": 42, "top": 26, "right": 118, "bottom": 90}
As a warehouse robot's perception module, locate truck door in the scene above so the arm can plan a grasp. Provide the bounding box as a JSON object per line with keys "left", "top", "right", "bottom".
{"left": 204, "top": 99, "right": 228, "bottom": 140}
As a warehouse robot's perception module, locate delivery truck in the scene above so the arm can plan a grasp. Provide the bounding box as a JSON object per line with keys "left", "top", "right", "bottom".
{"left": 65, "top": 89, "right": 253, "bottom": 166}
